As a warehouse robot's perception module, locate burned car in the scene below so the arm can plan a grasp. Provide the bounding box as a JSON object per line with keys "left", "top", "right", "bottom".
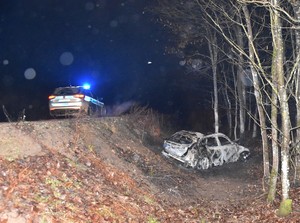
{"left": 48, "top": 85, "right": 105, "bottom": 117}
{"left": 162, "top": 132, "right": 250, "bottom": 170}
{"left": 162, "top": 130, "right": 204, "bottom": 168}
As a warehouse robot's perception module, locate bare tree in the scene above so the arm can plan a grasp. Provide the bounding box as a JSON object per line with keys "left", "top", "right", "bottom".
{"left": 153, "top": 0, "right": 298, "bottom": 216}
{"left": 269, "top": 0, "right": 292, "bottom": 215}
{"left": 241, "top": 4, "right": 270, "bottom": 181}
{"left": 207, "top": 30, "right": 220, "bottom": 133}
{"left": 289, "top": 0, "right": 300, "bottom": 188}
{"left": 153, "top": 0, "right": 226, "bottom": 133}
{"left": 235, "top": 24, "right": 247, "bottom": 140}
{"left": 267, "top": 31, "right": 279, "bottom": 203}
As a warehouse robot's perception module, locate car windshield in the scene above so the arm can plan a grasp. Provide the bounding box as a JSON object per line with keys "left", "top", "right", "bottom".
{"left": 219, "top": 136, "right": 231, "bottom": 145}
{"left": 205, "top": 137, "right": 218, "bottom": 146}
{"left": 169, "top": 134, "right": 193, "bottom": 144}
{"left": 53, "top": 87, "right": 82, "bottom": 95}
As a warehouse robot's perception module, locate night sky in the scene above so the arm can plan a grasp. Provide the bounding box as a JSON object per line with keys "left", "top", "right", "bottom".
{"left": 0, "top": 0, "right": 211, "bottom": 127}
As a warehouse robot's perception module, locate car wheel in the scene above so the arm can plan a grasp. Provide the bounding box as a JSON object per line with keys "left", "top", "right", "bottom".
{"left": 100, "top": 106, "right": 106, "bottom": 116}
{"left": 196, "top": 157, "right": 210, "bottom": 170}
{"left": 239, "top": 151, "right": 250, "bottom": 161}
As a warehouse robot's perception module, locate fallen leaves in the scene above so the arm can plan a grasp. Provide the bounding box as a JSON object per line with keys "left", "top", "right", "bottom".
{"left": 0, "top": 117, "right": 299, "bottom": 222}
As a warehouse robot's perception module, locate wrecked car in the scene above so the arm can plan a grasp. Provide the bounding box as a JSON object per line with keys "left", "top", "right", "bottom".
{"left": 162, "top": 132, "right": 250, "bottom": 170}
{"left": 162, "top": 130, "right": 204, "bottom": 168}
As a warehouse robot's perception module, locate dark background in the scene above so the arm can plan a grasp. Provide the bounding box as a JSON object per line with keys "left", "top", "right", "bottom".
{"left": 0, "top": 0, "right": 213, "bottom": 130}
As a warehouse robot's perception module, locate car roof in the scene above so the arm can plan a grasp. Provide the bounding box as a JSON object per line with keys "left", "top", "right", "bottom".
{"left": 200, "top": 133, "right": 231, "bottom": 141}
{"left": 203, "top": 133, "right": 228, "bottom": 138}
{"left": 54, "top": 86, "right": 83, "bottom": 90}
{"left": 53, "top": 86, "right": 88, "bottom": 95}
{"left": 170, "top": 130, "right": 204, "bottom": 139}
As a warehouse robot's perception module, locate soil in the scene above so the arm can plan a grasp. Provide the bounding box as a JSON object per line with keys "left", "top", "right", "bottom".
{"left": 0, "top": 115, "right": 299, "bottom": 222}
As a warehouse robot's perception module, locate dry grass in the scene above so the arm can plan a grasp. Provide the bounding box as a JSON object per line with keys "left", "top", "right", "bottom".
{"left": 129, "top": 105, "right": 163, "bottom": 137}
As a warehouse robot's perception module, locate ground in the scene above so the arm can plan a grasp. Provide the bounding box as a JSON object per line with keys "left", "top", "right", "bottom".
{"left": 0, "top": 114, "right": 299, "bottom": 222}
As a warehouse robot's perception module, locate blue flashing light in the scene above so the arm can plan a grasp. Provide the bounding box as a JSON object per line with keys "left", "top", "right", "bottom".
{"left": 82, "top": 83, "right": 91, "bottom": 90}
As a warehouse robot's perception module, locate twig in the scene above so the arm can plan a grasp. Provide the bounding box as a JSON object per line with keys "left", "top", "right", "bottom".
{"left": 2, "top": 105, "right": 12, "bottom": 122}
{"left": 17, "top": 108, "right": 26, "bottom": 122}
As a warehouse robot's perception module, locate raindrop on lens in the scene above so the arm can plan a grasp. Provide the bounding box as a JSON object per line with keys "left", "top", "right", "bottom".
{"left": 24, "top": 68, "right": 36, "bottom": 80}
{"left": 60, "top": 52, "right": 74, "bottom": 66}
{"left": 85, "top": 2, "right": 95, "bottom": 11}
{"left": 3, "top": 59, "right": 9, "bottom": 65}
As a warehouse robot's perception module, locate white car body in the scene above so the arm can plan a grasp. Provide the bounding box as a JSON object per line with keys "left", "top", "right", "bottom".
{"left": 162, "top": 132, "right": 250, "bottom": 170}
{"left": 162, "top": 130, "right": 204, "bottom": 168}
{"left": 197, "top": 133, "right": 250, "bottom": 169}
{"left": 48, "top": 86, "right": 105, "bottom": 117}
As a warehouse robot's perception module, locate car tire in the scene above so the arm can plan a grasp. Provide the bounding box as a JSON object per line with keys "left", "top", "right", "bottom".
{"left": 196, "top": 157, "right": 210, "bottom": 170}
{"left": 100, "top": 106, "right": 106, "bottom": 116}
{"left": 87, "top": 107, "right": 92, "bottom": 116}
{"left": 239, "top": 151, "right": 250, "bottom": 162}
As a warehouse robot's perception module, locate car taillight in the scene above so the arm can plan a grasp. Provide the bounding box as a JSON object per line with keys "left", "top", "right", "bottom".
{"left": 74, "top": 94, "right": 85, "bottom": 99}
{"left": 48, "top": 95, "right": 56, "bottom": 100}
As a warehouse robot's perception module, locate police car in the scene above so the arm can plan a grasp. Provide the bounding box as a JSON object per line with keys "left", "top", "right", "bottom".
{"left": 48, "top": 84, "right": 106, "bottom": 117}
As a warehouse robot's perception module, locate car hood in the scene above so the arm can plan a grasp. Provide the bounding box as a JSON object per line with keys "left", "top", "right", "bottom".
{"left": 163, "top": 140, "right": 191, "bottom": 157}
{"left": 237, "top": 145, "right": 250, "bottom": 153}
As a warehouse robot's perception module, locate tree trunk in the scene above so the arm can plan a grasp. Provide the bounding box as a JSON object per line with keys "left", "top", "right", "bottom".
{"left": 270, "top": 0, "right": 292, "bottom": 216}
{"left": 235, "top": 25, "right": 246, "bottom": 141}
{"left": 242, "top": 5, "right": 270, "bottom": 180}
{"left": 252, "top": 108, "right": 258, "bottom": 138}
{"left": 208, "top": 32, "right": 219, "bottom": 133}
{"left": 223, "top": 73, "right": 233, "bottom": 137}
{"left": 233, "top": 64, "right": 238, "bottom": 140}
{"left": 267, "top": 46, "right": 279, "bottom": 204}
{"left": 291, "top": 0, "right": 300, "bottom": 187}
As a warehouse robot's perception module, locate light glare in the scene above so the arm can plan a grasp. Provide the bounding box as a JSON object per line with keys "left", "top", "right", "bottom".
{"left": 83, "top": 83, "right": 91, "bottom": 90}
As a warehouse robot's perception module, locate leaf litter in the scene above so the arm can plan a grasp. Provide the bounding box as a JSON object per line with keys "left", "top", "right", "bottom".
{"left": 0, "top": 116, "right": 299, "bottom": 222}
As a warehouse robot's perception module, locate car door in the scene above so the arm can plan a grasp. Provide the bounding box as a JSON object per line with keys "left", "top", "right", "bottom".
{"left": 204, "top": 136, "right": 225, "bottom": 166}
{"left": 216, "top": 135, "right": 240, "bottom": 163}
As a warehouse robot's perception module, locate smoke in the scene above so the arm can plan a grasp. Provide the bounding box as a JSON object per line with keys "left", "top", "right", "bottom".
{"left": 105, "top": 100, "right": 136, "bottom": 116}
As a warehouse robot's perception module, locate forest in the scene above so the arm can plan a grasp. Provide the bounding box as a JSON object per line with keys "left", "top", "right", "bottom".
{"left": 153, "top": 0, "right": 300, "bottom": 216}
